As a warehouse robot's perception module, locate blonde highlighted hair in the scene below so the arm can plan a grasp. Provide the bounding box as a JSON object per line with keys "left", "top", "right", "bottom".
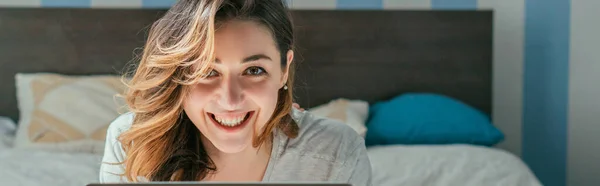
{"left": 116, "top": 0, "right": 298, "bottom": 181}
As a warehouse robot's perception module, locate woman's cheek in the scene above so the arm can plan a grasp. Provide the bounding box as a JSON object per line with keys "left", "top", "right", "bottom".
{"left": 244, "top": 79, "right": 280, "bottom": 107}
{"left": 186, "top": 83, "right": 218, "bottom": 110}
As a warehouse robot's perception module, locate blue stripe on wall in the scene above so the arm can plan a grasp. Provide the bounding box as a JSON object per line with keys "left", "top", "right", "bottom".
{"left": 41, "top": 0, "right": 90, "bottom": 7}
{"left": 431, "top": 0, "right": 477, "bottom": 9}
{"left": 523, "top": 0, "right": 570, "bottom": 185}
{"left": 336, "top": 0, "right": 382, "bottom": 9}
{"left": 142, "top": 0, "right": 176, "bottom": 8}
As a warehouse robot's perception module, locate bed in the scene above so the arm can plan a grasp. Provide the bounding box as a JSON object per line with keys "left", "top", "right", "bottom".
{"left": 0, "top": 8, "right": 541, "bottom": 186}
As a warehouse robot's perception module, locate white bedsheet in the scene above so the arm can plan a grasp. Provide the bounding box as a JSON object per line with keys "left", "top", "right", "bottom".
{"left": 367, "top": 144, "right": 542, "bottom": 186}
{"left": 1, "top": 137, "right": 541, "bottom": 186}
{"left": 0, "top": 147, "right": 103, "bottom": 186}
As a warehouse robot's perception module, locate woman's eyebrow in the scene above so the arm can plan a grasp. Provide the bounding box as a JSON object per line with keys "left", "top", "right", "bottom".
{"left": 214, "top": 54, "right": 272, "bottom": 64}
{"left": 242, "top": 54, "right": 272, "bottom": 63}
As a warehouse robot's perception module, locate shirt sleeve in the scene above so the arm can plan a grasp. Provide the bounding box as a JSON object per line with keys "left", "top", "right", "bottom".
{"left": 98, "top": 115, "right": 129, "bottom": 183}
{"left": 339, "top": 138, "right": 374, "bottom": 186}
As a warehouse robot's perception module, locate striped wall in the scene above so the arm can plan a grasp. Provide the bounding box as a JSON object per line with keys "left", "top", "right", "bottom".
{"left": 1, "top": 0, "right": 598, "bottom": 186}
{"left": 568, "top": 0, "right": 600, "bottom": 186}
{"left": 523, "top": 1, "right": 570, "bottom": 186}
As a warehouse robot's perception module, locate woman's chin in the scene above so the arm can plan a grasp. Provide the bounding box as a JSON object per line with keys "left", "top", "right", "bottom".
{"left": 212, "top": 139, "right": 251, "bottom": 154}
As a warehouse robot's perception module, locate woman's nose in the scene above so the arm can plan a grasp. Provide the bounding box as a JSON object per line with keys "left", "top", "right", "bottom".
{"left": 217, "top": 77, "right": 245, "bottom": 110}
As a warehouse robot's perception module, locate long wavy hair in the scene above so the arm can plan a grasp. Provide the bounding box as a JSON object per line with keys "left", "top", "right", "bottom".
{"left": 117, "top": 0, "right": 298, "bottom": 181}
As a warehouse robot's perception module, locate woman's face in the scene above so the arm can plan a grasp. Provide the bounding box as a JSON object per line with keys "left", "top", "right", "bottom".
{"left": 183, "top": 20, "right": 292, "bottom": 154}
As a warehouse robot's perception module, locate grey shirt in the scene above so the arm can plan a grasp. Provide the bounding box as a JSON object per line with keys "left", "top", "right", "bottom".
{"left": 99, "top": 108, "right": 373, "bottom": 186}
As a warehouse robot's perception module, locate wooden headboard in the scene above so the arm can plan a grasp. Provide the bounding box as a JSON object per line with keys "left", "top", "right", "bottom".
{"left": 0, "top": 8, "right": 492, "bottom": 122}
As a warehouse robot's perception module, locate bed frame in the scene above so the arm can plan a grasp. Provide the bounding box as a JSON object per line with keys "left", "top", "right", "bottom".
{"left": 0, "top": 8, "right": 493, "bottom": 123}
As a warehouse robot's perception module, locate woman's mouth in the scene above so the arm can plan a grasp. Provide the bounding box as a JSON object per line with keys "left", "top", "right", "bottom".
{"left": 207, "top": 111, "right": 254, "bottom": 131}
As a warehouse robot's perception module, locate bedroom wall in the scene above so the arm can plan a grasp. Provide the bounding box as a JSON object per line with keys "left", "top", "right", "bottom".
{"left": 0, "top": 1, "right": 597, "bottom": 186}
{"left": 567, "top": 1, "right": 600, "bottom": 186}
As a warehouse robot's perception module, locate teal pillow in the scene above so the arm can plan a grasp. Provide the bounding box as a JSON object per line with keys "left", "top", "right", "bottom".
{"left": 365, "top": 93, "right": 504, "bottom": 146}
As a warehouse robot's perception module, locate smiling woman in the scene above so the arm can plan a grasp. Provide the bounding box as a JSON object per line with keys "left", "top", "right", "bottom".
{"left": 185, "top": 19, "right": 293, "bottom": 156}
{"left": 98, "top": 0, "right": 372, "bottom": 185}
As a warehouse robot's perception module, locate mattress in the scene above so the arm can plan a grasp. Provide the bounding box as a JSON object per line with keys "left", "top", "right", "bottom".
{"left": 367, "top": 144, "right": 542, "bottom": 186}
{"left": 0, "top": 147, "right": 103, "bottom": 186}
{"left": 0, "top": 135, "right": 541, "bottom": 186}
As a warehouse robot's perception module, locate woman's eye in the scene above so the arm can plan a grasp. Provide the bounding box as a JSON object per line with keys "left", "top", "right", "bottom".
{"left": 244, "top": 66, "right": 267, "bottom": 76}
{"left": 203, "top": 69, "right": 219, "bottom": 78}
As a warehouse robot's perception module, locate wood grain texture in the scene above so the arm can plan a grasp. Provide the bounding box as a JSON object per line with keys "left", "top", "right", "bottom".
{"left": 291, "top": 10, "right": 492, "bottom": 114}
{"left": 0, "top": 8, "right": 164, "bottom": 121}
{"left": 0, "top": 8, "right": 492, "bottom": 121}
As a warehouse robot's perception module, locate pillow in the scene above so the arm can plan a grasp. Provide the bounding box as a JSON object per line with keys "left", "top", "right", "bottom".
{"left": 14, "top": 73, "right": 127, "bottom": 154}
{"left": 365, "top": 93, "right": 504, "bottom": 146}
{"left": 0, "top": 116, "right": 16, "bottom": 135}
{"left": 0, "top": 116, "right": 16, "bottom": 149}
{"left": 309, "top": 98, "right": 369, "bottom": 137}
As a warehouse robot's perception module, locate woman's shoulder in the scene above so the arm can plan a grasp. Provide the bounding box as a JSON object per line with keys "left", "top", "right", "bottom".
{"left": 285, "top": 108, "right": 366, "bottom": 159}
{"left": 99, "top": 112, "right": 135, "bottom": 183}
{"left": 265, "top": 109, "right": 371, "bottom": 182}
{"left": 106, "top": 112, "right": 135, "bottom": 137}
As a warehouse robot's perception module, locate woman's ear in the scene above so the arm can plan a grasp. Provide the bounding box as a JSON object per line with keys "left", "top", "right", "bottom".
{"left": 281, "top": 50, "right": 294, "bottom": 87}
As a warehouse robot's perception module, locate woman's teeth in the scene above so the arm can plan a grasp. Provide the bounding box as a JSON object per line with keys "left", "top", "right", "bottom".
{"left": 215, "top": 114, "right": 246, "bottom": 127}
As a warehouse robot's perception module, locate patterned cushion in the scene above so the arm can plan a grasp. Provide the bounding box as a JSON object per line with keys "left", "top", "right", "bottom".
{"left": 308, "top": 98, "right": 369, "bottom": 137}
{"left": 13, "top": 73, "right": 127, "bottom": 154}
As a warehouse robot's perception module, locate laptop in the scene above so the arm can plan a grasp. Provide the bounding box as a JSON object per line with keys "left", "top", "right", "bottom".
{"left": 87, "top": 182, "right": 351, "bottom": 186}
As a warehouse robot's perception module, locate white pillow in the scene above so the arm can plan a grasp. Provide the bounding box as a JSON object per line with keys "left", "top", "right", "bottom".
{"left": 309, "top": 98, "right": 369, "bottom": 137}
{"left": 0, "top": 116, "right": 16, "bottom": 135}
{"left": 14, "top": 73, "right": 127, "bottom": 154}
{"left": 0, "top": 116, "right": 16, "bottom": 148}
